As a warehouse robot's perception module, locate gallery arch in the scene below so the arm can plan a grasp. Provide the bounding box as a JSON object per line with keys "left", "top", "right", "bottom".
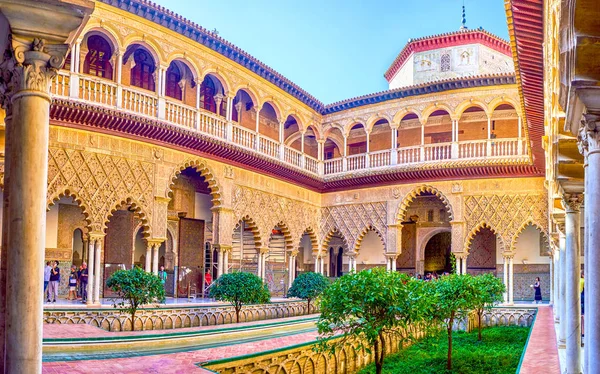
{"left": 466, "top": 226, "right": 499, "bottom": 276}
{"left": 230, "top": 218, "right": 260, "bottom": 274}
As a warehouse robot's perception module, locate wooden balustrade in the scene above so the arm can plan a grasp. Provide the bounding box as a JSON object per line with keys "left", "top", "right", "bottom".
{"left": 397, "top": 146, "right": 421, "bottom": 164}
{"left": 122, "top": 87, "right": 158, "bottom": 117}
{"left": 285, "top": 147, "right": 303, "bottom": 168}
{"left": 232, "top": 126, "right": 256, "bottom": 149}
{"left": 79, "top": 75, "right": 117, "bottom": 107}
{"left": 305, "top": 155, "right": 319, "bottom": 174}
{"left": 259, "top": 136, "right": 279, "bottom": 159}
{"left": 369, "top": 150, "right": 391, "bottom": 168}
{"left": 198, "top": 110, "right": 227, "bottom": 139}
{"left": 324, "top": 158, "right": 343, "bottom": 175}
{"left": 458, "top": 140, "right": 487, "bottom": 158}
{"left": 50, "top": 71, "right": 70, "bottom": 97}
{"left": 165, "top": 99, "right": 196, "bottom": 128}
{"left": 346, "top": 153, "right": 366, "bottom": 171}
{"left": 424, "top": 143, "right": 452, "bottom": 161}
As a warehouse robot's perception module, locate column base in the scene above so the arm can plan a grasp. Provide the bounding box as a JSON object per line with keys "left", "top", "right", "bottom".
{"left": 558, "top": 340, "right": 566, "bottom": 349}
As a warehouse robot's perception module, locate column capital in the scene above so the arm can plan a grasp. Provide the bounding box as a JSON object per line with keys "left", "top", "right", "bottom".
{"left": 146, "top": 238, "right": 164, "bottom": 247}
{"left": 502, "top": 252, "right": 515, "bottom": 260}
{"left": 289, "top": 249, "right": 299, "bottom": 257}
{"left": 259, "top": 247, "right": 270, "bottom": 255}
{"left": 0, "top": 36, "right": 70, "bottom": 114}
{"left": 384, "top": 252, "right": 398, "bottom": 259}
{"left": 562, "top": 193, "right": 584, "bottom": 213}
{"left": 578, "top": 113, "right": 600, "bottom": 156}
{"left": 87, "top": 233, "right": 105, "bottom": 243}
{"left": 213, "top": 244, "right": 232, "bottom": 253}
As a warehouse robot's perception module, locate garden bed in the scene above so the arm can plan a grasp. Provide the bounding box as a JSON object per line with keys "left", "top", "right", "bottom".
{"left": 359, "top": 326, "right": 530, "bottom": 374}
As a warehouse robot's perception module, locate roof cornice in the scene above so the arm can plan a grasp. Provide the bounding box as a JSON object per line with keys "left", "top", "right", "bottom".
{"left": 384, "top": 29, "right": 512, "bottom": 82}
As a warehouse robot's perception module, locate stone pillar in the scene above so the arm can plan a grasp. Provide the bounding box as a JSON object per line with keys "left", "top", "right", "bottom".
{"left": 553, "top": 244, "right": 560, "bottom": 322}
{"left": 507, "top": 254, "right": 514, "bottom": 305}
{"left": 217, "top": 247, "right": 224, "bottom": 277}
{"left": 549, "top": 251, "right": 554, "bottom": 306}
{"left": 0, "top": 22, "right": 89, "bottom": 371}
{"left": 93, "top": 237, "right": 102, "bottom": 304}
{"left": 563, "top": 193, "right": 583, "bottom": 373}
{"left": 223, "top": 247, "right": 230, "bottom": 274}
{"left": 503, "top": 255, "right": 508, "bottom": 303}
{"left": 257, "top": 251, "right": 263, "bottom": 279}
{"left": 152, "top": 241, "right": 161, "bottom": 275}
{"left": 145, "top": 241, "right": 152, "bottom": 272}
{"left": 214, "top": 244, "right": 230, "bottom": 278}
{"left": 288, "top": 250, "right": 298, "bottom": 288}
{"left": 558, "top": 229, "right": 567, "bottom": 348}
{"left": 320, "top": 256, "right": 325, "bottom": 275}
{"left": 86, "top": 238, "right": 96, "bottom": 306}
{"left": 314, "top": 255, "right": 319, "bottom": 274}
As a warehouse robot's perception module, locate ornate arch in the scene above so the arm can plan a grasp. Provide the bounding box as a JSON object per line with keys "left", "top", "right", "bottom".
{"left": 233, "top": 215, "right": 262, "bottom": 249}
{"left": 81, "top": 26, "right": 122, "bottom": 53}
{"left": 396, "top": 185, "right": 454, "bottom": 223}
{"left": 259, "top": 100, "right": 283, "bottom": 122}
{"left": 122, "top": 37, "right": 163, "bottom": 65}
{"left": 298, "top": 227, "right": 318, "bottom": 252}
{"left": 232, "top": 85, "right": 260, "bottom": 106}
{"left": 103, "top": 197, "right": 151, "bottom": 236}
{"left": 393, "top": 108, "right": 423, "bottom": 125}
{"left": 366, "top": 114, "right": 392, "bottom": 132}
{"left": 455, "top": 99, "right": 490, "bottom": 119}
{"left": 343, "top": 120, "right": 367, "bottom": 136}
{"left": 510, "top": 219, "right": 548, "bottom": 252}
{"left": 418, "top": 227, "right": 452, "bottom": 269}
{"left": 164, "top": 56, "right": 200, "bottom": 81}
{"left": 46, "top": 189, "right": 93, "bottom": 231}
{"left": 421, "top": 103, "right": 455, "bottom": 122}
{"left": 488, "top": 97, "right": 520, "bottom": 114}
{"left": 321, "top": 228, "right": 349, "bottom": 255}
{"left": 354, "top": 225, "right": 386, "bottom": 253}
{"left": 464, "top": 221, "right": 506, "bottom": 254}
{"left": 270, "top": 221, "right": 294, "bottom": 252}
{"left": 200, "top": 69, "right": 232, "bottom": 95}
{"left": 166, "top": 158, "right": 222, "bottom": 207}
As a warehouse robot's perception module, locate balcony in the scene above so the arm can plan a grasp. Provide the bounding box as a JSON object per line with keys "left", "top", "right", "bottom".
{"left": 50, "top": 71, "right": 529, "bottom": 178}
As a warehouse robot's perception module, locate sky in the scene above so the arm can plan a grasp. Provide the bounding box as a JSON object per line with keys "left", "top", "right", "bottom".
{"left": 151, "top": 0, "right": 510, "bottom": 105}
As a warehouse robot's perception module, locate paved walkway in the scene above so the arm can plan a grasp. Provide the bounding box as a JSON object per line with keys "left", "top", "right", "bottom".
{"left": 519, "top": 306, "right": 560, "bottom": 374}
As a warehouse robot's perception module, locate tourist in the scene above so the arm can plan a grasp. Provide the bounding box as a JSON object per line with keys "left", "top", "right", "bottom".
{"left": 158, "top": 265, "right": 167, "bottom": 288}
{"left": 67, "top": 265, "right": 78, "bottom": 300}
{"left": 43, "top": 261, "right": 51, "bottom": 300}
{"left": 47, "top": 261, "right": 60, "bottom": 303}
{"left": 531, "top": 277, "right": 542, "bottom": 304}
{"left": 416, "top": 274, "right": 423, "bottom": 280}
{"left": 77, "top": 265, "right": 83, "bottom": 299}
{"left": 80, "top": 262, "right": 88, "bottom": 303}
{"left": 581, "top": 270, "right": 585, "bottom": 338}
{"left": 205, "top": 270, "right": 212, "bottom": 286}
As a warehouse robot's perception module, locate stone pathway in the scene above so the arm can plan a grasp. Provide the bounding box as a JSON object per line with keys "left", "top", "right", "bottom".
{"left": 519, "top": 306, "right": 560, "bottom": 374}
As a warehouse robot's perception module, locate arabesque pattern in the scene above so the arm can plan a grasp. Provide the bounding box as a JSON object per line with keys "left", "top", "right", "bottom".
{"left": 320, "top": 202, "right": 387, "bottom": 251}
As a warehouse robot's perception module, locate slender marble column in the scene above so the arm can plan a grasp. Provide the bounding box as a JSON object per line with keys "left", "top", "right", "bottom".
{"left": 257, "top": 252, "right": 263, "bottom": 279}
{"left": 223, "top": 249, "right": 229, "bottom": 274}
{"left": 503, "top": 256, "right": 508, "bottom": 303}
{"left": 94, "top": 239, "right": 102, "bottom": 304}
{"left": 145, "top": 242, "right": 152, "bottom": 272}
{"left": 152, "top": 242, "right": 160, "bottom": 275}
{"left": 86, "top": 239, "right": 95, "bottom": 306}
{"left": 563, "top": 193, "right": 582, "bottom": 373}
{"left": 216, "top": 246, "right": 224, "bottom": 277}
{"left": 549, "top": 252, "right": 554, "bottom": 306}
{"left": 314, "top": 256, "right": 319, "bottom": 273}
{"left": 508, "top": 255, "right": 514, "bottom": 305}
{"left": 553, "top": 248, "right": 560, "bottom": 322}
{"left": 558, "top": 231, "right": 567, "bottom": 348}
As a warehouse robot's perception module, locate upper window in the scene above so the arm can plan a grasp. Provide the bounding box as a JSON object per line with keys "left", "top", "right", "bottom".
{"left": 440, "top": 53, "right": 451, "bottom": 72}
{"left": 131, "top": 48, "right": 156, "bottom": 92}
{"left": 200, "top": 77, "right": 217, "bottom": 113}
{"left": 83, "top": 35, "right": 113, "bottom": 79}
{"left": 165, "top": 64, "right": 182, "bottom": 100}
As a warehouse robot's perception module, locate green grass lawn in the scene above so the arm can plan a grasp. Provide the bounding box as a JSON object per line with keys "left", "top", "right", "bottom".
{"left": 359, "top": 326, "right": 530, "bottom": 374}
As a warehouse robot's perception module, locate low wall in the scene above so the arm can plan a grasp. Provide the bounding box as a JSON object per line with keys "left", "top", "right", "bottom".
{"left": 201, "top": 307, "right": 536, "bottom": 374}
{"left": 44, "top": 301, "right": 315, "bottom": 331}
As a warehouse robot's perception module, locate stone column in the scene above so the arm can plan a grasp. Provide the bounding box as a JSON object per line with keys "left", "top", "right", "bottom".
{"left": 549, "top": 251, "right": 554, "bottom": 306}
{"left": 503, "top": 255, "right": 509, "bottom": 303}
{"left": 553, "top": 245, "right": 560, "bottom": 322}
{"left": 508, "top": 254, "right": 514, "bottom": 305}
{"left": 257, "top": 251, "right": 263, "bottom": 279}
{"left": 145, "top": 241, "right": 152, "bottom": 272}
{"left": 216, "top": 246, "right": 224, "bottom": 277}
{"left": 223, "top": 247, "right": 230, "bottom": 274}
{"left": 0, "top": 30, "right": 84, "bottom": 373}
{"left": 94, "top": 237, "right": 103, "bottom": 304}
{"left": 563, "top": 193, "right": 583, "bottom": 373}
{"left": 86, "top": 238, "right": 96, "bottom": 306}
{"left": 152, "top": 241, "right": 161, "bottom": 275}
{"left": 558, "top": 228, "right": 567, "bottom": 348}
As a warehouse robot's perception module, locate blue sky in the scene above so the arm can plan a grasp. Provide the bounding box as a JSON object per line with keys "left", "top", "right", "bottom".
{"left": 151, "top": 0, "right": 509, "bottom": 104}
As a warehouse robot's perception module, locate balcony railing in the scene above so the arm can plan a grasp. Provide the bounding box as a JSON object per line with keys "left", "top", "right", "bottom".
{"left": 50, "top": 71, "right": 529, "bottom": 178}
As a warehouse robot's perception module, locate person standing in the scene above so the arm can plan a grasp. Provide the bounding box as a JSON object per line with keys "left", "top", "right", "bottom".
{"left": 79, "top": 262, "right": 88, "bottom": 303}
{"left": 48, "top": 261, "right": 61, "bottom": 303}
{"left": 532, "top": 277, "right": 542, "bottom": 304}
{"left": 44, "top": 261, "right": 52, "bottom": 301}
{"left": 158, "top": 265, "right": 167, "bottom": 288}
{"left": 67, "top": 265, "right": 78, "bottom": 301}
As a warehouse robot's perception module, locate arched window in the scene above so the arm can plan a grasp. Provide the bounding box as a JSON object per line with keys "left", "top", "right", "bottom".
{"left": 84, "top": 35, "right": 113, "bottom": 79}
{"left": 200, "top": 77, "right": 217, "bottom": 113}
{"left": 131, "top": 48, "right": 155, "bottom": 91}
{"left": 165, "top": 64, "right": 182, "bottom": 100}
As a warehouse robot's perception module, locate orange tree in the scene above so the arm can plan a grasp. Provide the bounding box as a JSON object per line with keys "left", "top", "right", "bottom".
{"left": 287, "top": 272, "right": 330, "bottom": 314}
{"left": 316, "top": 268, "right": 426, "bottom": 374}
{"left": 471, "top": 273, "right": 505, "bottom": 341}
{"left": 209, "top": 271, "right": 270, "bottom": 323}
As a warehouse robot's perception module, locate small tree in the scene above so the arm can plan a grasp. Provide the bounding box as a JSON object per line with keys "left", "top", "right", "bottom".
{"left": 209, "top": 272, "right": 270, "bottom": 323}
{"left": 471, "top": 273, "right": 505, "bottom": 341}
{"left": 316, "top": 268, "right": 424, "bottom": 374}
{"left": 287, "top": 272, "right": 330, "bottom": 314}
{"left": 423, "top": 274, "right": 477, "bottom": 371}
{"left": 106, "top": 266, "right": 165, "bottom": 331}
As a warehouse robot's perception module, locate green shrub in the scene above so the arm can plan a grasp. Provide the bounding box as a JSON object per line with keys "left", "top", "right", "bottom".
{"left": 287, "top": 272, "right": 330, "bottom": 313}
{"left": 106, "top": 266, "right": 165, "bottom": 330}
{"left": 209, "top": 271, "right": 270, "bottom": 323}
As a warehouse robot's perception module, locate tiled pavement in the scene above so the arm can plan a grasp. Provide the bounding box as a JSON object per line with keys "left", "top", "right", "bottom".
{"left": 42, "top": 330, "right": 319, "bottom": 373}
{"left": 519, "top": 306, "right": 560, "bottom": 374}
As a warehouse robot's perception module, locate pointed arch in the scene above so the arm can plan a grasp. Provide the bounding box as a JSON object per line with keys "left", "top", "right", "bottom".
{"left": 47, "top": 189, "right": 93, "bottom": 230}
{"left": 396, "top": 185, "right": 454, "bottom": 223}
{"left": 464, "top": 222, "right": 506, "bottom": 254}
{"left": 298, "top": 227, "right": 318, "bottom": 251}
{"left": 271, "top": 221, "right": 294, "bottom": 252}
{"left": 166, "top": 158, "right": 222, "bottom": 207}
{"left": 103, "top": 197, "right": 150, "bottom": 236}
{"left": 354, "top": 225, "right": 386, "bottom": 252}
{"left": 510, "top": 219, "right": 548, "bottom": 252}
{"left": 234, "top": 215, "right": 262, "bottom": 249}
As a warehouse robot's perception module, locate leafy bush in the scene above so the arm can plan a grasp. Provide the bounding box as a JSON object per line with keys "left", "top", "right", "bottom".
{"left": 287, "top": 272, "right": 330, "bottom": 313}
{"left": 471, "top": 273, "right": 505, "bottom": 341}
{"left": 209, "top": 271, "right": 270, "bottom": 323}
{"left": 359, "top": 326, "right": 529, "bottom": 374}
{"left": 106, "top": 266, "right": 165, "bottom": 330}
{"left": 317, "top": 268, "right": 425, "bottom": 374}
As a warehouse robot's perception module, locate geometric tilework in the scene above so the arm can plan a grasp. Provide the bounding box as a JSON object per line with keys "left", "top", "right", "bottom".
{"left": 320, "top": 202, "right": 387, "bottom": 251}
